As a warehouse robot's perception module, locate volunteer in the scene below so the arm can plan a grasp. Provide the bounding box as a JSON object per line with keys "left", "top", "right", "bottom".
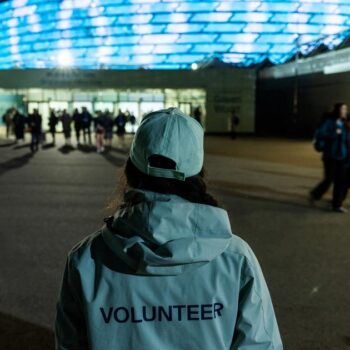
{"left": 55, "top": 107, "right": 282, "bottom": 350}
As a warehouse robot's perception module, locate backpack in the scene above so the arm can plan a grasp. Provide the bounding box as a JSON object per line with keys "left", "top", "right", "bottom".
{"left": 313, "top": 125, "right": 326, "bottom": 152}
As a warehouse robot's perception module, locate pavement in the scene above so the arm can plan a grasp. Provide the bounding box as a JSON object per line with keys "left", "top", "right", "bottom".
{"left": 0, "top": 133, "right": 349, "bottom": 350}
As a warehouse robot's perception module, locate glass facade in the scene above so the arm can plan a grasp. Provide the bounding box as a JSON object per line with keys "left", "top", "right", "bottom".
{"left": 0, "top": 0, "right": 350, "bottom": 69}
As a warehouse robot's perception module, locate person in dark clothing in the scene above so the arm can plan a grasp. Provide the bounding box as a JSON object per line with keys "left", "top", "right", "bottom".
{"left": 230, "top": 109, "right": 240, "bottom": 139}
{"left": 2, "top": 108, "right": 14, "bottom": 138}
{"left": 81, "top": 107, "right": 93, "bottom": 144}
{"left": 48, "top": 109, "right": 59, "bottom": 145}
{"left": 115, "top": 109, "right": 126, "bottom": 134}
{"left": 72, "top": 108, "right": 83, "bottom": 145}
{"left": 193, "top": 106, "right": 202, "bottom": 125}
{"left": 27, "top": 109, "right": 42, "bottom": 152}
{"left": 342, "top": 117, "right": 350, "bottom": 202}
{"left": 310, "top": 103, "right": 349, "bottom": 212}
{"left": 60, "top": 109, "right": 72, "bottom": 146}
{"left": 94, "top": 111, "right": 106, "bottom": 153}
{"left": 129, "top": 112, "right": 137, "bottom": 133}
{"left": 12, "top": 109, "right": 26, "bottom": 142}
{"left": 103, "top": 110, "right": 114, "bottom": 148}
{"left": 115, "top": 109, "right": 127, "bottom": 148}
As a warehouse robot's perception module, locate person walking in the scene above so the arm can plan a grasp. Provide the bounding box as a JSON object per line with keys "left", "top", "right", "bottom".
{"left": 2, "top": 107, "right": 14, "bottom": 138}
{"left": 129, "top": 111, "right": 137, "bottom": 133}
{"left": 27, "top": 109, "right": 42, "bottom": 152}
{"left": 55, "top": 107, "right": 282, "bottom": 350}
{"left": 341, "top": 116, "right": 350, "bottom": 202}
{"left": 193, "top": 106, "right": 202, "bottom": 125}
{"left": 48, "top": 109, "right": 58, "bottom": 145}
{"left": 72, "top": 108, "right": 83, "bottom": 145}
{"left": 12, "top": 108, "right": 26, "bottom": 142}
{"left": 81, "top": 107, "right": 93, "bottom": 144}
{"left": 94, "top": 111, "right": 106, "bottom": 153}
{"left": 230, "top": 109, "right": 240, "bottom": 139}
{"left": 60, "top": 109, "right": 72, "bottom": 146}
{"left": 103, "top": 109, "right": 114, "bottom": 149}
{"left": 115, "top": 109, "right": 127, "bottom": 148}
{"left": 310, "top": 103, "right": 350, "bottom": 212}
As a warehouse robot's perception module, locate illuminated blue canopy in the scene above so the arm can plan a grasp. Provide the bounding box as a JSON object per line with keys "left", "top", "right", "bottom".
{"left": 0, "top": 0, "right": 350, "bottom": 69}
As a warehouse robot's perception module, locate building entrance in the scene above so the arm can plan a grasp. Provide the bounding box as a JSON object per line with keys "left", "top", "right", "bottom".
{"left": 0, "top": 88, "right": 206, "bottom": 132}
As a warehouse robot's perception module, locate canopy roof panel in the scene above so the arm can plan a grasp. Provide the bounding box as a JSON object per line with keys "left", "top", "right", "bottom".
{"left": 0, "top": 0, "right": 350, "bottom": 69}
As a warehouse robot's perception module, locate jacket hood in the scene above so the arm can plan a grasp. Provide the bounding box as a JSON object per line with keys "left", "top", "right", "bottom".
{"left": 101, "top": 189, "right": 232, "bottom": 276}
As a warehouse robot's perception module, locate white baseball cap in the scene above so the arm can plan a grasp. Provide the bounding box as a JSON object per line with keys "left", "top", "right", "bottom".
{"left": 129, "top": 107, "right": 204, "bottom": 181}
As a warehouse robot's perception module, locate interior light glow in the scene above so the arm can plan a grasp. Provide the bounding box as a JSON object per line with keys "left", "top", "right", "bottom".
{"left": 57, "top": 50, "right": 74, "bottom": 68}
{"left": 324, "top": 62, "right": 350, "bottom": 74}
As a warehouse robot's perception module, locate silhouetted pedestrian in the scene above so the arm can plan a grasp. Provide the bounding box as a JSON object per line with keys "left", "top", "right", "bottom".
{"left": 342, "top": 117, "right": 350, "bottom": 203}
{"left": 72, "top": 108, "right": 83, "bottom": 145}
{"left": 60, "top": 109, "right": 72, "bottom": 146}
{"left": 81, "top": 107, "right": 92, "bottom": 144}
{"left": 2, "top": 108, "right": 14, "bottom": 138}
{"left": 129, "top": 112, "right": 137, "bottom": 133}
{"left": 13, "top": 109, "right": 26, "bottom": 142}
{"left": 230, "top": 109, "right": 240, "bottom": 139}
{"left": 115, "top": 109, "right": 126, "bottom": 148}
{"left": 103, "top": 110, "right": 114, "bottom": 148}
{"left": 27, "top": 109, "right": 42, "bottom": 152}
{"left": 95, "top": 111, "right": 105, "bottom": 153}
{"left": 310, "top": 103, "right": 350, "bottom": 212}
{"left": 193, "top": 106, "right": 202, "bottom": 125}
{"left": 48, "top": 109, "right": 59, "bottom": 145}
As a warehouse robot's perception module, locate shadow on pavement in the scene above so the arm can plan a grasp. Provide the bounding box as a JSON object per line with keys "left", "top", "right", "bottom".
{"left": 58, "top": 145, "right": 76, "bottom": 154}
{"left": 77, "top": 144, "right": 96, "bottom": 153}
{"left": 0, "top": 141, "right": 17, "bottom": 148}
{"left": 13, "top": 143, "right": 31, "bottom": 150}
{"left": 0, "top": 312, "right": 54, "bottom": 350}
{"left": 0, "top": 152, "right": 33, "bottom": 176}
{"left": 212, "top": 184, "right": 333, "bottom": 212}
{"left": 42, "top": 142, "right": 56, "bottom": 150}
{"left": 102, "top": 152, "right": 126, "bottom": 167}
{"left": 341, "top": 336, "right": 350, "bottom": 346}
{"left": 110, "top": 146, "right": 129, "bottom": 155}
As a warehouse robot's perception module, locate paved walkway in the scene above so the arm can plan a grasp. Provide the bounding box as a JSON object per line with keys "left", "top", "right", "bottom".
{"left": 1, "top": 133, "right": 349, "bottom": 349}
{"left": 204, "top": 136, "right": 330, "bottom": 207}
{"left": 1, "top": 132, "right": 327, "bottom": 206}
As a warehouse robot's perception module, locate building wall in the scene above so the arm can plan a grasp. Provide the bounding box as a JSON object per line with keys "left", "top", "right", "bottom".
{"left": 257, "top": 69, "right": 350, "bottom": 138}
{"left": 0, "top": 68, "right": 256, "bottom": 133}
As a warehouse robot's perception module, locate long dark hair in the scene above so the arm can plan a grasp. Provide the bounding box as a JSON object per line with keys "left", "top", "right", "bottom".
{"left": 332, "top": 102, "right": 347, "bottom": 119}
{"left": 108, "top": 155, "right": 220, "bottom": 212}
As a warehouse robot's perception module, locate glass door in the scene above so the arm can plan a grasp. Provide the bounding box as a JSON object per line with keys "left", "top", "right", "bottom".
{"left": 72, "top": 102, "right": 93, "bottom": 115}
{"left": 140, "top": 102, "right": 164, "bottom": 119}
{"left": 49, "top": 101, "right": 68, "bottom": 114}
{"left": 94, "top": 102, "right": 114, "bottom": 115}
{"left": 179, "top": 102, "right": 192, "bottom": 116}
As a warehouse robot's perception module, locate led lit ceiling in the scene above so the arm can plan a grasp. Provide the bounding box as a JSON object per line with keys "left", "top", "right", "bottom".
{"left": 0, "top": 0, "right": 350, "bottom": 69}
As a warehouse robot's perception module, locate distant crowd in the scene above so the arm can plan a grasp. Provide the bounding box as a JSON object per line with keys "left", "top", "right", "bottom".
{"left": 2, "top": 107, "right": 137, "bottom": 153}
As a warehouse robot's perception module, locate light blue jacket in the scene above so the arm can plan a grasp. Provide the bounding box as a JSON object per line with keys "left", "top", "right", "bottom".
{"left": 55, "top": 190, "right": 282, "bottom": 350}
